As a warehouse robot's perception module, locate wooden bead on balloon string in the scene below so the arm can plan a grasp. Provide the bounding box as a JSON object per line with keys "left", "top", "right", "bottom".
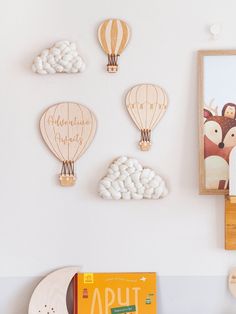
{"left": 126, "top": 84, "right": 168, "bottom": 151}
{"left": 40, "top": 102, "right": 97, "bottom": 186}
{"left": 98, "top": 19, "right": 131, "bottom": 73}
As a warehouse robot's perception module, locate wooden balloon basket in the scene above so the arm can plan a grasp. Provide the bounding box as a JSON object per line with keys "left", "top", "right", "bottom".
{"left": 107, "top": 54, "right": 119, "bottom": 73}
{"left": 60, "top": 160, "right": 76, "bottom": 186}
{"left": 139, "top": 129, "right": 152, "bottom": 151}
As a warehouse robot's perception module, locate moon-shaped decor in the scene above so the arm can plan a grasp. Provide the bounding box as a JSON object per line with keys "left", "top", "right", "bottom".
{"left": 28, "top": 266, "right": 80, "bottom": 314}
{"left": 126, "top": 84, "right": 168, "bottom": 151}
{"left": 40, "top": 102, "right": 97, "bottom": 186}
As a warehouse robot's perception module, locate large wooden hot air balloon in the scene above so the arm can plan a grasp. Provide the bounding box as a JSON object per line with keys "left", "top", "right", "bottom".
{"left": 126, "top": 84, "right": 168, "bottom": 151}
{"left": 98, "top": 19, "right": 130, "bottom": 73}
{"left": 40, "top": 102, "right": 97, "bottom": 186}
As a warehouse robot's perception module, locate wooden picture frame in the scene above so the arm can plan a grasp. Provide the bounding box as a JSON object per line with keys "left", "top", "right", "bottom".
{"left": 198, "top": 50, "right": 236, "bottom": 194}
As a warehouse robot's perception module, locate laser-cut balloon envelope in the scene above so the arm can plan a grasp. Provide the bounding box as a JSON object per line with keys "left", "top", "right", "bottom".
{"left": 40, "top": 102, "right": 97, "bottom": 186}
{"left": 126, "top": 84, "right": 168, "bottom": 151}
{"left": 98, "top": 19, "right": 131, "bottom": 73}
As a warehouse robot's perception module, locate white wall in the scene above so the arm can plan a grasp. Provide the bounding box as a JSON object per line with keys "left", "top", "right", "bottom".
{"left": 1, "top": 0, "right": 236, "bottom": 312}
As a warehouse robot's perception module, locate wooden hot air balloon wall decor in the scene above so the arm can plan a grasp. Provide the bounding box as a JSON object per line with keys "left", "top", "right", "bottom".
{"left": 126, "top": 84, "right": 168, "bottom": 151}
{"left": 40, "top": 102, "right": 97, "bottom": 187}
{"left": 98, "top": 19, "right": 130, "bottom": 73}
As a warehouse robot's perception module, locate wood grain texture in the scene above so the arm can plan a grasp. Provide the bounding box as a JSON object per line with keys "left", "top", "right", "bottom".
{"left": 126, "top": 84, "right": 168, "bottom": 130}
{"left": 28, "top": 267, "right": 80, "bottom": 314}
{"left": 198, "top": 50, "right": 236, "bottom": 195}
{"left": 40, "top": 102, "right": 97, "bottom": 162}
{"left": 225, "top": 196, "right": 236, "bottom": 250}
{"left": 126, "top": 84, "right": 168, "bottom": 150}
{"left": 229, "top": 147, "right": 236, "bottom": 196}
{"left": 229, "top": 268, "right": 236, "bottom": 298}
{"left": 98, "top": 19, "right": 130, "bottom": 55}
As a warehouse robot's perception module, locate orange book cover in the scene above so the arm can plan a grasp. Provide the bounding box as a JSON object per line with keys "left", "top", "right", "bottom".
{"left": 74, "top": 272, "right": 157, "bottom": 314}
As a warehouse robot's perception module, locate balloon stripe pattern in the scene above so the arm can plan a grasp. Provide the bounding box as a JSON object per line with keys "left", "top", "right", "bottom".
{"left": 40, "top": 102, "right": 97, "bottom": 163}
{"left": 118, "top": 20, "right": 130, "bottom": 55}
{"left": 111, "top": 20, "right": 118, "bottom": 54}
{"left": 126, "top": 84, "right": 168, "bottom": 151}
{"left": 99, "top": 20, "right": 110, "bottom": 54}
{"left": 98, "top": 19, "right": 130, "bottom": 72}
{"left": 98, "top": 19, "right": 130, "bottom": 55}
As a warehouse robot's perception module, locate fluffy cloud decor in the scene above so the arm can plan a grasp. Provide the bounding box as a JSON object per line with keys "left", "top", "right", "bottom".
{"left": 98, "top": 156, "right": 168, "bottom": 200}
{"left": 32, "top": 41, "right": 85, "bottom": 74}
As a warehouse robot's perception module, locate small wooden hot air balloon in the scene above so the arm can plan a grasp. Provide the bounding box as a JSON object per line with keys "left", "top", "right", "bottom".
{"left": 40, "top": 102, "right": 97, "bottom": 186}
{"left": 126, "top": 84, "right": 168, "bottom": 151}
{"left": 98, "top": 19, "right": 130, "bottom": 73}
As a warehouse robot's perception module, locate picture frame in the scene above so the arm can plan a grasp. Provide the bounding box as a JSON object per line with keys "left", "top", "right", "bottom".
{"left": 198, "top": 50, "right": 236, "bottom": 194}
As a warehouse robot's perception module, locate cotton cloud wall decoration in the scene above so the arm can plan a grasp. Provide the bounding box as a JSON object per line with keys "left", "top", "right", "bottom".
{"left": 32, "top": 41, "right": 86, "bottom": 74}
{"left": 98, "top": 156, "right": 168, "bottom": 200}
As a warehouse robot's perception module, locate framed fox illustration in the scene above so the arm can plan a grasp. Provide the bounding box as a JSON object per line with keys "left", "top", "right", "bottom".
{"left": 198, "top": 50, "right": 236, "bottom": 194}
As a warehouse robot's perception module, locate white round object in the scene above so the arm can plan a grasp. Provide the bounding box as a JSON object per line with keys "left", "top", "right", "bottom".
{"left": 210, "top": 23, "right": 221, "bottom": 37}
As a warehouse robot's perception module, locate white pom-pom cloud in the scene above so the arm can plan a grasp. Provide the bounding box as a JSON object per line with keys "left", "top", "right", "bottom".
{"left": 32, "top": 41, "right": 85, "bottom": 74}
{"left": 99, "top": 156, "right": 168, "bottom": 200}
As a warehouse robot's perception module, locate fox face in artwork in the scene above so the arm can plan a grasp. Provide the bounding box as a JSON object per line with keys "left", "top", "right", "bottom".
{"left": 204, "top": 115, "right": 236, "bottom": 154}
{"left": 204, "top": 103, "right": 236, "bottom": 190}
{"left": 204, "top": 110, "right": 236, "bottom": 161}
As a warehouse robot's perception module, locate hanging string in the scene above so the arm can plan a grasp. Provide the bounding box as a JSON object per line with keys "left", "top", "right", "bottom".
{"left": 108, "top": 54, "right": 119, "bottom": 67}
{"left": 140, "top": 129, "right": 151, "bottom": 143}
{"left": 61, "top": 160, "right": 75, "bottom": 177}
